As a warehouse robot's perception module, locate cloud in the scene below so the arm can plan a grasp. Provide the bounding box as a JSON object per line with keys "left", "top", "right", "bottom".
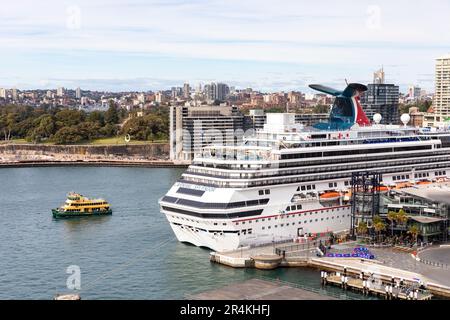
{"left": 0, "top": 0, "right": 449, "bottom": 91}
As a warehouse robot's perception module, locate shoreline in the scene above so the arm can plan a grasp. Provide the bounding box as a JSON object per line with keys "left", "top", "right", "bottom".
{"left": 0, "top": 160, "right": 188, "bottom": 169}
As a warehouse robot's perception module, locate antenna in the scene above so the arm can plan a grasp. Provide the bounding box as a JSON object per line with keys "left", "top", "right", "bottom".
{"left": 345, "top": 79, "right": 349, "bottom": 85}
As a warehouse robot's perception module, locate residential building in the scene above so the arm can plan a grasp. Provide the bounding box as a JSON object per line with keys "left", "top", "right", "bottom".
{"left": 361, "top": 74, "right": 400, "bottom": 124}
{"left": 434, "top": 54, "right": 450, "bottom": 115}
{"left": 170, "top": 104, "right": 244, "bottom": 163}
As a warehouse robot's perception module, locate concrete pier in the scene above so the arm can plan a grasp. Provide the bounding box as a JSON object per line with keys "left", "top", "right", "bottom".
{"left": 210, "top": 242, "right": 450, "bottom": 299}
{"left": 189, "top": 278, "right": 338, "bottom": 300}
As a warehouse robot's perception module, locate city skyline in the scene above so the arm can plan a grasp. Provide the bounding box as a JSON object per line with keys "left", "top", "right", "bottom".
{"left": 1, "top": 0, "right": 450, "bottom": 92}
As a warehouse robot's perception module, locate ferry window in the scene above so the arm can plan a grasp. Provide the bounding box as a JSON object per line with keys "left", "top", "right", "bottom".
{"left": 286, "top": 223, "right": 289, "bottom": 226}
{"left": 242, "top": 222, "right": 245, "bottom": 224}
{"left": 313, "top": 185, "right": 316, "bottom": 190}
{"left": 286, "top": 206, "right": 290, "bottom": 211}
{"left": 265, "top": 189, "right": 270, "bottom": 195}
{"left": 321, "top": 218, "right": 324, "bottom": 221}
{"left": 262, "top": 219, "right": 265, "bottom": 222}
{"left": 326, "top": 217, "right": 329, "bottom": 220}
{"left": 258, "top": 190, "right": 264, "bottom": 195}
{"left": 315, "top": 219, "right": 318, "bottom": 222}
{"left": 290, "top": 206, "right": 295, "bottom": 211}
{"left": 275, "top": 225, "right": 278, "bottom": 228}
{"left": 329, "top": 183, "right": 333, "bottom": 188}
{"left": 393, "top": 176, "right": 397, "bottom": 181}
{"left": 401, "top": 175, "right": 405, "bottom": 180}
{"left": 280, "top": 224, "right": 284, "bottom": 227}
{"left": 256, "top": 220, "right": 259, "bottom": 223}
{"left": 406, "top": 175, "right": 410, "bottom": 179}
{"left": 268, "top": 226, "right": 271, "bottom": 229}
{"left": 297, "top": 205, "right": 302, "bottom": 210}
{"left": 307, "top": 185, "right": 311, "bottom": 190}
{"left": 268, "top": 218, "right": 271, "bottom": 221}
{"left": 301, "top": 186, "right": 306, "bottom": 191}
{"left": 262, "top": 227, "right": 265, "bottom": 230}
{"left": 310, "top": 220, "right": 313, "bottom": 223}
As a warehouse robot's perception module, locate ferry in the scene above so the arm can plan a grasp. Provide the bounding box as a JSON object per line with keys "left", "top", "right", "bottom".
{"left": 52, "top": 192, "right": 112, "bottom": 218}
{"left": 159, "top": 82, "right": 450, "bottom": 252}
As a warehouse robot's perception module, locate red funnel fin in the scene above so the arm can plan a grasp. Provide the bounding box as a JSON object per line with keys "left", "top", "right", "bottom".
{"left": 355, "top": 96, "right": 370, "bottom": 126}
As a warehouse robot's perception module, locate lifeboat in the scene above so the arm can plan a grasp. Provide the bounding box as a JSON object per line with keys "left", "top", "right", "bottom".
{"left": 394, "top": 182, "right": 413, "bottom": 189}
{"left": 374, "top": 185, "right": 389, "bottom": 193}
{"left": 319, "top": 191, "right": 341, "bottom": 201}
{"left": 416, "top": 180, "right": 432, "bottom": 185}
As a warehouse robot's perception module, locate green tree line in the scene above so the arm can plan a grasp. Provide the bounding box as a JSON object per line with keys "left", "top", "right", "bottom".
{"left": 0, "top": 102, "right": 169, "bottom": 144}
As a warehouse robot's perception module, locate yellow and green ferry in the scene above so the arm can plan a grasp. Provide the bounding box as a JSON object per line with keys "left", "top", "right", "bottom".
{"left": 52, "top": 192, "right": 112, "bottom": 218}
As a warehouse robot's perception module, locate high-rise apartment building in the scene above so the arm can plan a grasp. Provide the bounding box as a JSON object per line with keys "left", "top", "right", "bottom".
{"left": 434, "top": 54, "right": 450, "bottom": 115}
{"left": 360, "top": 69, "right": 400, "bottom": 124}
{"left": 204, "top": 82, "right": 230, "bottom": 101}
{"left": 183, "top": 83, "right": 190, "bottom": 99}
{"left": 57, "top": 87, "right": 65, "bottom": 97}
{"left": 76, "top": 87, "right": 81, "bottom": 99}
{"left": 170, "top": 104, "right": 244, "bottom": 162}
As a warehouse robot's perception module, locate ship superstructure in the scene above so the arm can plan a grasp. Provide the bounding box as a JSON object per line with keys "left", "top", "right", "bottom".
{"left": 159, "top": 83, "right": 450, "bottom": 252}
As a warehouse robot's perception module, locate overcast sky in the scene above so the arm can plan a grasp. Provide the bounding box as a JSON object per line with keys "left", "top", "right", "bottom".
{"left": 1, "top": 0, "right": 450, "bottom": 92}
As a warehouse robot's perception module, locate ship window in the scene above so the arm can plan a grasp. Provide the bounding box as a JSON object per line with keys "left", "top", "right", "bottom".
{"left": 307, "top": 185, "right": 311, "bottom": 190}
{"left": 313, "top": 185, "right": 316, "bottom": 190}
{"left": 268, "top": 226, "right": 271, "bottom": 229}
{"left": 256, "top": 219, "right": 259, "bottom": 222}
{"left": 275, "top": 225, "right": 278, "bottom": 228}
{"left": 301, "top": 186, "right": 306, "bottom": 191}
{"left": 264, "top": 189, "right": 270, "bottom": 195}
{"left": 262, "top": 219, "right": 265, "bottom": 222}
{"left": 259, "top": 190, "right": 264, "bottom": 195}
{"left": 268, "top": 218, "right": 271, "bottom": 221}
{"left": 286, "top": 206, "right": 290, "bottom": 211}
{"left": 290, "top": 206, "right": 295, "bottom": 211}
{"left": 214, "top": 223, "right": 218, "bottom": 225}
{"left": 262, "top": 227, "right": 265, "bottom": 230}
{"left": 310, "top": 220, "right": 313, "bottom": 223}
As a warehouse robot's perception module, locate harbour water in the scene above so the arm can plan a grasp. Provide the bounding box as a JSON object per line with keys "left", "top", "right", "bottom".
{"left": 0, "top": 167, "right": 370, "bottom": 299}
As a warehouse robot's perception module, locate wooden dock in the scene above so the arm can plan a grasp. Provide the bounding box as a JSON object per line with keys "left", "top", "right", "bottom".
{"left": 322, "top": 273, "right": 433, "bottom": 300}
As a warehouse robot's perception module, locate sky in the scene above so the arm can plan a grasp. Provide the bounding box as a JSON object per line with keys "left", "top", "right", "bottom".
{"left": 1, "top": 0, "right": 450, "bottom": 93}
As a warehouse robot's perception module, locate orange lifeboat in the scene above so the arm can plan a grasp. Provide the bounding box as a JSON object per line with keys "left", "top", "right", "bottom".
{"left": 394, "top": 182, "right": 413, "bottom": 189}
{"left": 319, "top": 191, "right": 341, "bottom": 201}
{"left": 375, "top": 185, "right": 389, "bottom": 193}
{"left": 416, "top": 180, "right": 432, "bottom": 185}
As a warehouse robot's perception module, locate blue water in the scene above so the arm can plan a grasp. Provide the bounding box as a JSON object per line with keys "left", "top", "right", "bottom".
{"left": 0, "top": 167, "right": 369, "bottom": 299}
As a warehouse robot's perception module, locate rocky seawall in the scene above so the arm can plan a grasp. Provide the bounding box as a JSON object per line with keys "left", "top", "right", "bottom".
{"left": 0, "top": 143, "right": 174, "bottom": 166}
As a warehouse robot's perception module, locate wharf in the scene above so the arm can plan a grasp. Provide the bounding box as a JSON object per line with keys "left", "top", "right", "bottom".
{"left": 322, "top": 273, "right": 432, "bottom": 300}
{"left": 189, "top": 278, "right": 338, "bottom": 300}
{"left": 210, "top": 241, "right": 450, "bottom": 299}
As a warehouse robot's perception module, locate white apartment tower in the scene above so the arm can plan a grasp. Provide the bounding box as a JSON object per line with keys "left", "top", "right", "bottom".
{"left": 434, "top": 54, "right": 450, "bottom": 115}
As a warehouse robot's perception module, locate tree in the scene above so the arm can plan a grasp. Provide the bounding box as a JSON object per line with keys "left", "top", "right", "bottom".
{"left": 395, "top": 209, "right": 408, "bottom": 226}
{"left": 408, "top": 224, "right": 420, "bottom": 245}
{"left": 313, "top": 104, "right": 330, "bottom": 114}
{"left": 373, "top": 215, "right": 386, "bottom": 243}
{"left": 105, "top": 101, "right": 119, "bottom": 125}
{"left": 387, "top": 211, "right": 398, "bottom": 236}
{"left": 53, "top": 126, "right": 85, "bottom": 144}
{"left": 356, "top": 221, "right": 368, "bottom": 236}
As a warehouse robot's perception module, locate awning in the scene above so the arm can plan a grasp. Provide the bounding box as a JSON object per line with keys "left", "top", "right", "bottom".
{"left": 409, "top": 216, "right": 446, "bottom": 224}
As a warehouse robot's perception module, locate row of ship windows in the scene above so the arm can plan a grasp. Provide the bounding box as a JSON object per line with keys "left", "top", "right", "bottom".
{"left": 259, "top": 215, "right": 350, "bottom": 230}
{"left": 176, "top": 214, "right": 351, "bottom": 237}
{"left": 258, "top": 189, "right": 271, "bottom": 195}
{"left": 71, "top": 202, "right": 107, "bottom": 207}
{"left": 392, "top": 174, "right": 411, "bottom": 181}
{"left": 235, "top": 207, "right": 348, "bottom": 225}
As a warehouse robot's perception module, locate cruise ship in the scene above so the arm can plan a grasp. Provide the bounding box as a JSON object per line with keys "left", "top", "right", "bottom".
{"left": 159, "top": 83, "right": 450, "bottom": 252}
